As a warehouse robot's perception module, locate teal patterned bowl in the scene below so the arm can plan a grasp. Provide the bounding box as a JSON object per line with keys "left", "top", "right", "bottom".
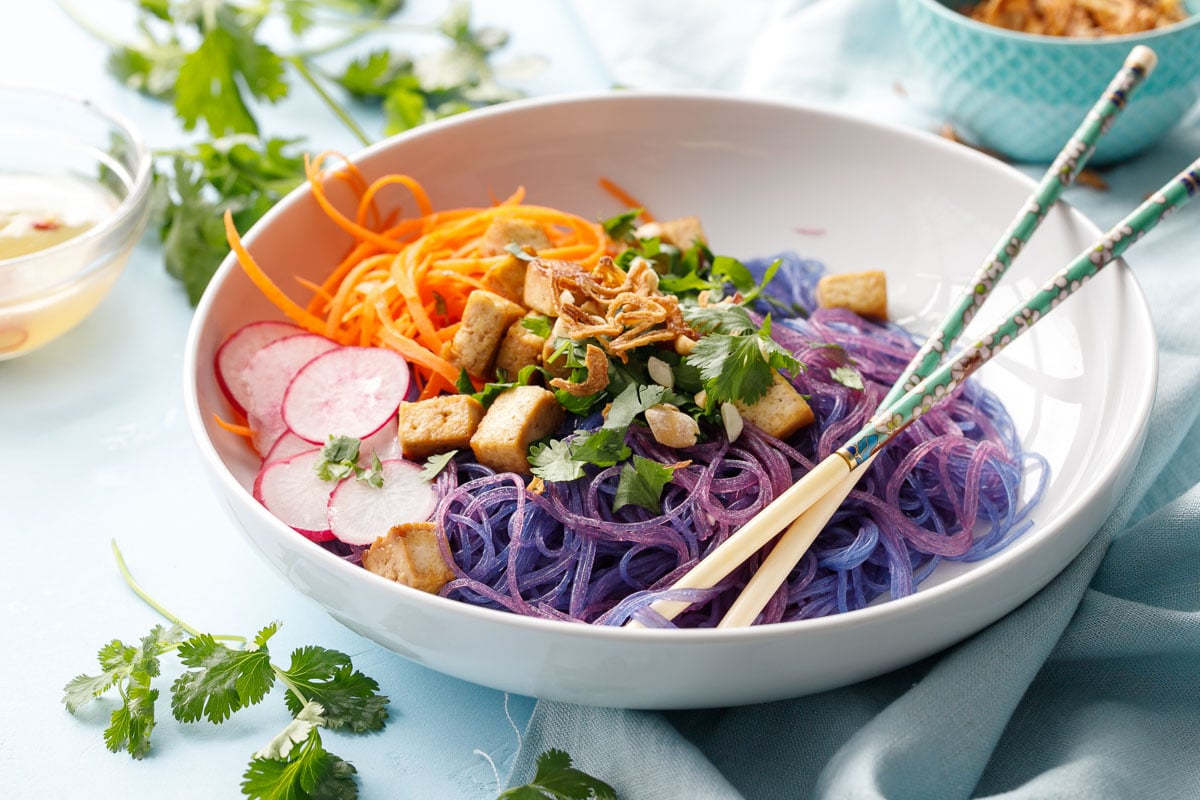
{"left": 897, "top": 0, "right": 1200, "bottom": 164}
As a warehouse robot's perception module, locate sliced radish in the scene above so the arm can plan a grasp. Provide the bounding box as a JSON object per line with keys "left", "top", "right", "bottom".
{"left": 214, "top": 321, "right": 302, "bottom": 414}
{"left": 283, "top": 346, "right": 412, "bottom": 444}
{"left": 360, "top": 415, "right": 400, "bottom": 461}
{"left": 327, "top": 458, "right": 437, "bottom": 546}
{"left": 242, "top": 334, "right": 339, "bottom": 454}
{"left": 264, "top": 431, "right": 318, "bottom": 463}
{"left": 254, "top": 448, "right": 335, "bottom": 542}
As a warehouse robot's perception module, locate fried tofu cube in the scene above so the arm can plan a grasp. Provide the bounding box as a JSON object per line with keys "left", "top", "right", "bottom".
{"left": 480, "top": 217, "right": 552, "bottom": 257}
{"left": 495, "top": 317, "right": 546, "bottom": 378}
{"left": 734, "top": 371, "right": 815, "bottom": 440}
{"left": 470, "top": 386, "right": 564, "bottom": 474}
{"left": 634, "top": 216, "right": 707, "bottom": 249}
{"left": 523, "top": 258, "right": 587, "bottom": 316}
{"left": 397, "top": 394, "right": 485, "bottom": 460}
{"left": 816, "top": 270, "right": 888, "bottom": 320}
{"left": 362, "top": 522, "right": 456, "bottom": 594}
{"left": 442, "top": 289, "right": 527, "bottom": 377}
{"left": 481, "top": 256, "right": 529, "bottom": 305}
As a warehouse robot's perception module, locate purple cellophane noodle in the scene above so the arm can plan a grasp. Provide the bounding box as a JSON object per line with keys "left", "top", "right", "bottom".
{"left": 342, "top": 253, "right": 1048, "bottom": 627}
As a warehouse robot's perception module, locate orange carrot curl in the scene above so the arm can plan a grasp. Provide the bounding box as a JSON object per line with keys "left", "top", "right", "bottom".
{"left": 223, "top": 160, "right": 621, "bottom": 393}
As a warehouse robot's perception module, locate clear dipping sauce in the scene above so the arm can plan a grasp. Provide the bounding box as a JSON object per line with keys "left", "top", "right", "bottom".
{"left": 0, "top": 173, "right": 115, "bottom": 260}
{"left": 0, "top": 172, "right": 126, "bottom": 360}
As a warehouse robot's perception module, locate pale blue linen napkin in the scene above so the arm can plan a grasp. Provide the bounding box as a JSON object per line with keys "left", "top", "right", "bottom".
{"left": 508, "top": 2, "right": 1200, "bottom": 797}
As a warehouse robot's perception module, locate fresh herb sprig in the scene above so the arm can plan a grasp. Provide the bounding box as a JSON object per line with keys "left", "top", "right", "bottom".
{"left": 499, "top": 748, "right": 617, "bottom": 800}
{"left": 64, "top": 542, "right": 613, "bottom": 799}
{"left": 63, "top": 541, "right": 388, "bottom": 799}
{"left": 63, "top": 0, "right": 537, "bottom": 303}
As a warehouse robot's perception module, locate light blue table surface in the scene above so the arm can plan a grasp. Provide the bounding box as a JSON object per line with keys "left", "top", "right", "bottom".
{"left": 0, "top": 2, "right": 607, "bottom": 798}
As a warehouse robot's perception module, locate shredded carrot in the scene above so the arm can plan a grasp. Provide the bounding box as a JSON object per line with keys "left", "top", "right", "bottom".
{"left": 224, "top": 167, "right": 616, "bottom": 389}
{"left": 599, "top": 178, "right": 656, "bottom": 224}
{"left": 213, "top": 413, "right": 253, "bottom": 438}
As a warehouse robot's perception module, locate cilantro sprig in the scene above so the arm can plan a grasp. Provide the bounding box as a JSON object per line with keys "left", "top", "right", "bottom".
{"left": 64, "top": 542, "right": 388, "bottom": 799}
{"left": 316, "top": 435, "right": 384, "bottom": 487}
{"left": 64, "top": 542, "right": 612, "bottom": 800}
{"left": 63, "top": 0, "right": 538, "bottom": 304}
{"left": 499, "top": 748, "right": 617, "bottom": 800}
{"left": 683, "top": 306, "right": 804, "bottom": 407}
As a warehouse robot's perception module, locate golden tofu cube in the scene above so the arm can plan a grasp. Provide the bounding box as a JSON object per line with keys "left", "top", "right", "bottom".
{"left": 495, "top": 317, "right": 546, "bottom": 378}
{"left": 816, "top": 270, "right": 888, "bottom": 320}
{"left": 362, "top": 522, "right": 456, "bottom": 594}
{"left": 481, "top": 256, "right": 529, "bottom": 305}
{"left": 443, "top": 289, "right": 527, "bottom": 378}
{"left": 634, "top": 216, "right": 707, "bottom": 249}
{"left": 734, "top": 371, "right": 815, "bottom": 440}
{"left": 397, "top": 394, "right": 485, "bottom": 460}
{"left": 470, "top": 385, "right": 564, "bottom": 474}
{"left": 480, "top": 217, "right": 552, "bottom": 257}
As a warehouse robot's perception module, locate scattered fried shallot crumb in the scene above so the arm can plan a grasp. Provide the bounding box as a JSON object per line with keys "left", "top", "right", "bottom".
{"left": 961, "top": 0, "right": 1187, "bottom": 36}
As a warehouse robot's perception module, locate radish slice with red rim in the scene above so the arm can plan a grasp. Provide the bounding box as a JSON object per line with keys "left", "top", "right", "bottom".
{"left": 254, "top": 448, "right": 336, "bottom": 542}
{"left": 242, "top": 334, "right": 339, "bottom": 454}
{"left": 283, "top": 346, "right": 412, "bottom": 444}
{"left": 215, "top": 321, "right": 302, "bottom": 415}
{"left": 327, "top": 458, "right": 437, "bottom": 546}
{"left": 264, "top": 431, "right": 317, "bottom": 463}
{"left": 360, "top": 416, "right": 400, "bottom": 462}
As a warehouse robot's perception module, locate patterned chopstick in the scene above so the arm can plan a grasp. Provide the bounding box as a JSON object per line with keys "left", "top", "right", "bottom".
{"left": 638, "top": 155, "right": 1199, "bottom": 629}
{"left": 841, "top": 156, "right": 1199, "bottom": 469}
{"left": 882, "top": 44, "right": 1156, "bottom": 410}
{"left": 711, "top": 46, "right": 1159, "bottom": 628}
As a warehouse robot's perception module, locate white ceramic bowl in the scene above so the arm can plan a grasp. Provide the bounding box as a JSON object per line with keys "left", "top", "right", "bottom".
{"left": 184, "top": 92, "right": 1156, "bottom": 709}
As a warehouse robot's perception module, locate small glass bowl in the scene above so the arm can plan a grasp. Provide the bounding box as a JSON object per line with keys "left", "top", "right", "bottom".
{"left": 0, "top": 85, "right": 153, "bottom": 360}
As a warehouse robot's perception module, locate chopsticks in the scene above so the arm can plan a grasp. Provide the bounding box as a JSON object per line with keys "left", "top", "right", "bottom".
{"left": 715, "top": 45, "right": 1162, "bottom": 628}
{"left": 625, "top": 45, "right": 1184, "bottom": 629}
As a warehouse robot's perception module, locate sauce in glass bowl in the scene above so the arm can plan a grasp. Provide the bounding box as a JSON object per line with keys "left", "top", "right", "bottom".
{"left": 0, "top": 86, "right": 152, "bottom": 360}
{"left": 0, "top": 173, "right": 118, "bottom": 261}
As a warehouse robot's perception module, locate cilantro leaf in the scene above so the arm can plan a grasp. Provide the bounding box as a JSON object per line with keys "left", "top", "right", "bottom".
{"left": 602, "top": 383, "right": 666, "bottom": 431}
{"left": 682, "top": 303, "right": 758, "bottom": 336}
{"left": 241, "top": 727, "right": 358, "bottom": 800}
{"left": 711, "top": 255, "right": 755, "bottom": 294}
{"left": 171, "top": 629, "right": 276, "bottom": 724}
{"left": 520, "top": 314, "right": 553, "bottom": 338}
{"left": 104, "top": 683, "right": 159, "bottom": 760}
{"left": 529, "top": 438, "right": 587, "bottom": 482}
{"left": 614, "top": 456, "right": 680, "bottom": 515}
{"left": 278, "top": 646, "right": 389, "bottom": 732}
{"left": 568, "top": 428, "right": 632, "bottom": 468}
{"left": 316, "top": 437, "right": 362, "bottom": 482}
{"left": 175, "top": 21, "right": 288, "bottom": 136}
{"left": 829, "top": 365, "right": 865, "bottom": 390}
{"left": 686, "top": 318, "right": 803, "bottom": 406}
{"left": 64, "top": 624, "right": 184, "bottom": 759}
{"left": 154, "top": 137, "right": 305, "bottom": 304}
{"left": 499, "top": 748, "right": 616, "bottom": 800}
{"left": 601, "top": 209, "right": 642, "bottom": 243}
{"left": 314, "top": 436, "right": 384, "bottom": 486}
{"left": 420, "top": 450, "right": 458, "bottom": 482}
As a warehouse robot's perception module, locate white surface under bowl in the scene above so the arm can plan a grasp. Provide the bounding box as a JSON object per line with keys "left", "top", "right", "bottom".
{"left": 184, "top": 91, "right": 1156, "bottom": 709}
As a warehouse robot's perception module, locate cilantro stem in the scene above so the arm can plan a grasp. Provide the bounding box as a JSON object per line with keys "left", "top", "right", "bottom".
{"left": 54, "top": 0, "right": 126, "bottom": 49}
{"left": 110, "top": 540, "right": 247, "bottom": 646}
{"left": 288, "top": 20, "right": 435, "bottom": 59}
{"left": 285, "top": 55, "right": 373, "bottom": 148}
{"left": 271, "top": 664, "right": 312, "bottom": 708}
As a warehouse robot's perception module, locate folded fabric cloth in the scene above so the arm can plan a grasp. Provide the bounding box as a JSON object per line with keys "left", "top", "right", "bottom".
{"left": 507, "top": 1, "right": 1200, "bottom": 797}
